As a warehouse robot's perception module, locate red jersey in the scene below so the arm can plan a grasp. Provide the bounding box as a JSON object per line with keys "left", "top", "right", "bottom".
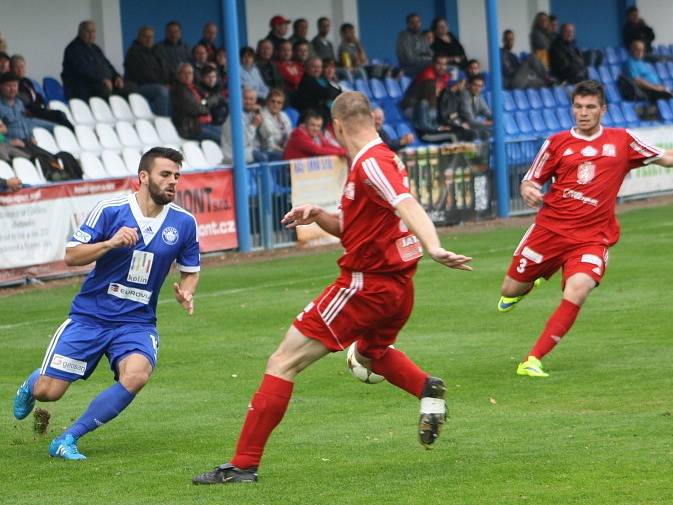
{"left": 337, "top": 138, "right": 423, "bottom": 274}
{"left": 524, "top": 126, "right": 663, "bottom": 246}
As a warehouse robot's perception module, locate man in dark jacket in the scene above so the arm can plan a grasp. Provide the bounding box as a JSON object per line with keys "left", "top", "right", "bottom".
{"left": 124, "top": 26, "right": 170, "bottom": 116}
{"left": 170, "top": 63, "right": 221, "bottom": 143}
{"left": 549, "top": 24, "right": 587, "bottom": 84}
{"left": 61, "top": 20, "right": 130, "bottom": 100}
{"left": 292, "top": 57, "right": 341, "bottom": 123}
{"left": 255, "top": 39, "right": 284, "bottom": 90}
{"left": 153, "top": 21, "right": 191, "bottom": 83}
{"left": 623, "top": 6, "right": 655, "bottom": 54}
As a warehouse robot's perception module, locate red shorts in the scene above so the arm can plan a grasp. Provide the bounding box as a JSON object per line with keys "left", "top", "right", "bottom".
{"left": 293, "top": 270, "right": 414, "bottom": 359}
{"left": 506, "top": 224, "right": 609, "bottom": 287}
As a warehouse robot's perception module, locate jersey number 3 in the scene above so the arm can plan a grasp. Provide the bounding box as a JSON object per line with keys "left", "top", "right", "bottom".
{"left": 516, "top": 258, "right": 528, "bottom": 274}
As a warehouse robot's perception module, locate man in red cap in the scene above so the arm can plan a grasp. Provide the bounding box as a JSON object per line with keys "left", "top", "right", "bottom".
{"left": 267, "top": 15, "right": 291, "bottom": 54}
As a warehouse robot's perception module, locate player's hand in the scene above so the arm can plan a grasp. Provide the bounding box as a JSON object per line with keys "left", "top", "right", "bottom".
{"left": 107, "top": 226, "right": 139, "bottom": 248}
{"left": 427, "top": 246, "right": 473, "bottom": 271}
{"left": 281, "top": 204, "right": 323, "bottom": 228}
{"left": 521, "top": 183, "right": 544, "bottom": 208}
{"left": 173, "top": 283, "right": 194, "bottom": 315}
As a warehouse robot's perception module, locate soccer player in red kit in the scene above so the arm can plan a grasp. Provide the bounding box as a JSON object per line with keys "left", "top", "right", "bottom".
{"left": 498, "top": 80, "right": 673, "bottom": 377}
{"left": 192, "top": 91, "right": 472, "bottom": 484}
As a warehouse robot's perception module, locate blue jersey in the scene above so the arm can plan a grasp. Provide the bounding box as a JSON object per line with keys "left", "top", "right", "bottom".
{"left": 67, "top": 193, "right": 200, "bottom": 325}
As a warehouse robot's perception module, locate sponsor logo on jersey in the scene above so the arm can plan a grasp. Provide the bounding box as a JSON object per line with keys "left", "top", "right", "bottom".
{"left": 343, "top": 181, "right": 355, "bottom": 200}
{"left": 521, "top": 246, "right": 543, "bottom": 264}
{"left": 73, "top": 229, "right": 92, "bottom": 243}
{"left": 562, "top": 148, "right": 574, "bottom": 156}
{"left": 50, "top": 353, "right": 87, "bottom": 376}
{"left": 161, "top": 226, "right": 179, "bottom": 245}
{"left": 602, "top": 144, "right": 616, "bottom": 157}
{"left": 580, "top": 146, "right": 598, "bottom": 157}
{"left": 562, "top": 188, "right": 599, "bottom": 206}
{"left": 577, "top": 161, "right": 596, "bottom": 184}
{"left": 107, "top": 283, "right": 152, "bottom": 304}
{"left": 395, "top": 234, "right": 423, "bottom": 262}
{"left": 127, "top": 250, "right": 154, "bottom": 284}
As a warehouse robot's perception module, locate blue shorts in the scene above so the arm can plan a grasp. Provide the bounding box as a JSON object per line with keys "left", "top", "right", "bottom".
{"left": 39, "top": 317, "right": 160, "bottom": 382}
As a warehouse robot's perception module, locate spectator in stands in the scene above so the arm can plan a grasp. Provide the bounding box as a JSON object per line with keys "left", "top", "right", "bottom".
{"left": 283, "top": 109, "right": 346, "bottom": 160}
{"left": 198, "top": 22, "right": 219, "bottom": 62}
{"left": 530, "top": 12, "right": 553, "bottom": 68}
{"left": 293, "top": 56, "right": 341, "bottom": 123}
{"left": 0, "top": 173, "right": 22, "bottom": 192}
{"left": 501, "top": 30, "right": 520, "bottom": 89}
{"left": 458, "top": 74, "right": 492, "bottom": 139}
{"left": 0, "top": 33, "right": 7, "bottom": 54}
{"left": 221, "top": 87, "right": 264, "bottom": 164}
{"left": 550, "top": 23, "right": 587, "bottom": 84}
{"left": 239, "top": 46, "right": 269, "bottom": 101}
{"left": 293, "top": 40, "right": 312, "bottom": 67}
{"left": 154, "top": 21, "right": 191, "bottom": 83}
{"left": 372, "top": 107, "right": 414, "bottom": 152}
{"left": 623, "top": 39, "right": 672, "bottom": 102}
{"left": 62, "top": 20, "right": 130, "bottom": 100}
{"left": 191, "top": 44, "right": 210, "bottom": 83}
{"left": 170, "top": 63, "right": 221, "bottom": 143}
{"left": 430, "top": 17, "right": 467, "bottom": 69}
{"left": 321, "top": 58, "right": 343, "bottom": 95}
{"left": 267, "top": 15, "right": 291, "bottom": 53}
{"left": 0, "top": 73, "right": 81, "bottom": 180}
{"left": 11, "top": 55, "right": 74, "bottom": 130}
{"left": 396, "top": 13, "right": 433, "bottom": 77}
{"left": 289, "top": 18, "right": 310, "bottom": 47}
{"left": 466, "top": 59, "right": 482, "bottom": 79}
{"left": 215, "top": 48, "right": 228, "bottom": 88}
{"left": 412, "top": 80, "right": 456, "bottom": 143}
{"left": 402, "top": 54, "right": 451, "bottom": 114}
{"left": 502, "top": 30, "right": 551, "bottom": 89}
{"left": 276, "top": 40, "right": 304, "bottom": 94}
{"left": 311, "top": 17, "right": 336, "bottom": 61}
{"left": 256, "top": 39, "right": 283, "bottom": 90}
{"left": 258, "top": 88, "right": 292, "bottom": 159}
{"left": 0, "top": 118, "right": 32, "bottom": 164}
{"left": 198, "top": 64, "right": 228, "bottom": 125}
{"left": 549, "top": 15, "right": 559, "bottom": 38}
{"left": 123, "top": 26, "right": 171, "bottom": 116}
{"left": 0, "top": 52, "right": 10, "bottom": 73}
{"left": 337, "top": 23, "right": 368, "bottom": 73}
{"left": 437, "top": 81, "right": 478, "bottom": 141}
{"left": 623, "top": 6, "right": 655, "bottom": 54}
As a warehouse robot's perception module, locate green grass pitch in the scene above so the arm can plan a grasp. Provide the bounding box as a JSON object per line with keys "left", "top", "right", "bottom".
{"left": 1, "top": 203, "right": 672, "bottom": 505}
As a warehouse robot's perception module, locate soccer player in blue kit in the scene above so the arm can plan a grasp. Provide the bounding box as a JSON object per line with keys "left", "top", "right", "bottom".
{"left": 12, "top": 147, "right": 200, "bottom": 460}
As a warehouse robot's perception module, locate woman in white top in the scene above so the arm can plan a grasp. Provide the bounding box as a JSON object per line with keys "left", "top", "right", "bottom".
{"left": 258, "top": 88, "right": 293, "bottom": 160}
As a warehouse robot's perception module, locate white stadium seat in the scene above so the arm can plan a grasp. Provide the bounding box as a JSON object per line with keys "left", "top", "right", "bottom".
{"left": 182, "top": 141, "right": 209, "bottom": 170}
{"left": 95, "top": 123, "right": 123, "bottom": 152}
{"left": 53, "top": 125, "right": 82, "bottom": 157}
{"left": 33, "top": 127, "right": 59, "bottom": 154}
{"left": 122, "top": 148, "right": 141, "bottom": 174}
{"left": 13, "top": 157, "right": 45, "bottom": 185}
{"left": 129, "top": 93, "right": 155, "bottom": 120}
{"left": 89, "top": 97, "right": 116, "bottom": 124}
{"left": 154, "top": 117, "right": 184, "bottom": 145}
{"left": 135, "top": 119, "right": 162, "bottom": 148}
{"left": 115, "top": 121, "right": 143, "bottom": 150}
{"left": 201, "top": 139, "right": 224, "bottom": 166}
{"left": 48, "top": 100, "right": 75, "bottom": 125}
{"left": 109, "top": 95, "right": 135, "bottom": 122}
{"left": 0, "top": 160, "right": 16, "bottom": 179}
{"left": 80, "top": 152, "right": 108, "bottom": 179}
{"left": 75, "top": 125, "right": 103, "bottom": 154}
{"left": 69, "top": 98, "right": 96, "bottom": 126}
{"left": 102, "top": 150, "right": 132, "bottom": 177}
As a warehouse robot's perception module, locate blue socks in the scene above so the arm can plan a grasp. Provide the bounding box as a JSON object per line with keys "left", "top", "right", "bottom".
{"left": 25, "top": 368, "right": 41, "bottom": 394}
{"left": 64, "top": 382, "right": 135, "bottom": 440}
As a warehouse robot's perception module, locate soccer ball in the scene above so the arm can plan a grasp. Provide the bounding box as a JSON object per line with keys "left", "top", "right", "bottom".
{"left": 346, "top": 342, "right": 385, "bottom": 384}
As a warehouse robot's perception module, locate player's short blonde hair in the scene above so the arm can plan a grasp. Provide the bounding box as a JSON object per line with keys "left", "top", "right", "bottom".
{"left": 331, "top": 91, "right": 374, "bottom": 128}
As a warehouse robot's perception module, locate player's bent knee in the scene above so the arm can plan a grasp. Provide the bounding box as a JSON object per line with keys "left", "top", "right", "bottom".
{"left": 119, "top": 370, "right": 152, "bottom": 393}
{"left": 33, "top": 376, "right": 69, "bottom": 401}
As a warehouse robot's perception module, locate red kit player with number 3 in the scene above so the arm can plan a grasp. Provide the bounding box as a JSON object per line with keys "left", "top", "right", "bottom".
{"left": 192, "top": 91, "right": 472, "bottom": 484}
{"left": 498, "top": 80, "right": 673, "bottom": 377}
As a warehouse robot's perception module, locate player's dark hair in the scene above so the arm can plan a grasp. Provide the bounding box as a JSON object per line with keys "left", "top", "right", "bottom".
{"left": 572, "top": 80, "right": 605, "bottom": 105}
{"left": 138, "top": 147, "right": 183, "bottom": 174}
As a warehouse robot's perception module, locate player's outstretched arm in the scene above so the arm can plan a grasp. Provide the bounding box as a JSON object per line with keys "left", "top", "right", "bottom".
{"left": 520, "top": 180, "right": 544, "bottom": 208}
{"left": 281, "top": 204, "right": 342, "bottom": 237}
{"left": 173, "top": 272, "right": 199, "bottom": 315}
{"left": 64, "top": 226, "right": 139, "bottom": 266}
{"left": 395, "top": 197, "right": 472, "bottom": 271}
{"left": 656, "top": 149, "right": 673, "bottom": 167}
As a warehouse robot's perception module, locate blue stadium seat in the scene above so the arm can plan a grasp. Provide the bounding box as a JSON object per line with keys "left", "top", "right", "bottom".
{"left": 604, "top": 47, "right": 620, "bottom": 65}
{"left": 587, "top": 66, "right": 600, "bottom": 81}
{"left": 483, "top": 90, "right": 492, "bottom": 109}
{"left": 354, "top": 78, "right": 373, "bottom": 98}
{"left": 553, "top": 86, "right": 570, "bottom": 107}
{"left": 381, "top": 124, "right": 398, "bottom": 141}
{"left": 396, "top": 121, "right": 414, "bottom": 139}
{"left": 601, "top": 107, "right": 614, "bottom": 127}
{"left": 655, "top": 62, "right": 670, "bottom": 81}
{"left": 369, "top": 78, "right": 388, "bottom": 100}
{"left": 528, "top": 110, "right": 546, "bottom": 134}
{"left": 610, "top": 65, "right": 621, "bottom": 82}
{"left": 43, "top": 76, "right": 65, "bottom": 103}
{"left": 513, "top": 89, "right": 530, "bottom": 110}
{"left": 618, "top": 47, "right": 628, "bottom": 62}
{"left": 540, "top": 87, "right": 556, "bottom": 108}
{"left": 658, "top": 44, "right": 671, "bottom": 57}
{"left": 384, "top": 77, "right": 402, "bottom": 100}
{"left": 604, "top": 82, "right": 621, "bottom": 103}
{"left": 556, "top": 108, "right": 574, "bottom": 129}
{"left": 399, "top": 75, "right": 412, "bottom": 93}
{"left": 519, "top": 51, "right": 529, "bottom": 62}
{"left": 503, "top": 113, "right": 520, "bottom": 136}
{"left": 514, "top": 111, "right": 534, "bottom": 135}
{"left": 339, "top": 80, "right": 353, "bottom": 92}
{"left": 526, "top": 88, "right": 543, "bottom": 109}
{"left": 381, "top": 100, "right": 402, "bottom": 124}
{"left": 542, "top": 109, "right": 561, "bottom": 132}
{"left": 657, "top": 99, "right": 673, "bottom": 122}
{"left": 607, "top": 103, "right": 626, "bottom": 127}
{"left": 503, "top": 90, "right": 516, "bottom": 112}
{"left": 666, "top": 62, "right": 673, "bottom": 81}
{"left": 664, "top": 79, "right": 673, "bottom": 91}
{"left": 30, "top": 78, "right": 45, "bottom": 98}
{"left": 598, "top": 66, "right": 613, "bottom": 84}
{"left": 284, "top": 107, "right": 299, "bottom": 127}
{"left": 620, "top": 102, "right": 640, "bottom": 126}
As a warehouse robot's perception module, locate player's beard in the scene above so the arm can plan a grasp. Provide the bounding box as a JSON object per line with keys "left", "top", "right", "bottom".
{"left": 148, "top": 178, "right": 175, "bottom": 205}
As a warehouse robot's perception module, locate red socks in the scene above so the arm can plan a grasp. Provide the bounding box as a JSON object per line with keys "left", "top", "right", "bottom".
{"left": 231, "top": 374, "right": 293, "bottom": 470}
{"left": 367, "top": 345, "right": 428, "bottom": 399}
{"left": 529, "top": 299, "right": 580, "bottom": 359}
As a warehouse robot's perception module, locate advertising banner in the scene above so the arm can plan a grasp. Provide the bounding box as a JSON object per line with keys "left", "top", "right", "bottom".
{"left": 620, "top": 126, "right": 673, "bottom": 197}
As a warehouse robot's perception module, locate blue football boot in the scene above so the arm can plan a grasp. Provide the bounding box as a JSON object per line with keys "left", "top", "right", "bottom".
{"left": 49, "top": 434, "right": 87, "bottom": 461}
{"left": 13, "top": 380, "right": 36, "bottom": 420}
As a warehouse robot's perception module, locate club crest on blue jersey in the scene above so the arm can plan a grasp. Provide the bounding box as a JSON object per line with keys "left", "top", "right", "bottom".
{"left": 162, "top": 226, "right": 179, "bottom": 245}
